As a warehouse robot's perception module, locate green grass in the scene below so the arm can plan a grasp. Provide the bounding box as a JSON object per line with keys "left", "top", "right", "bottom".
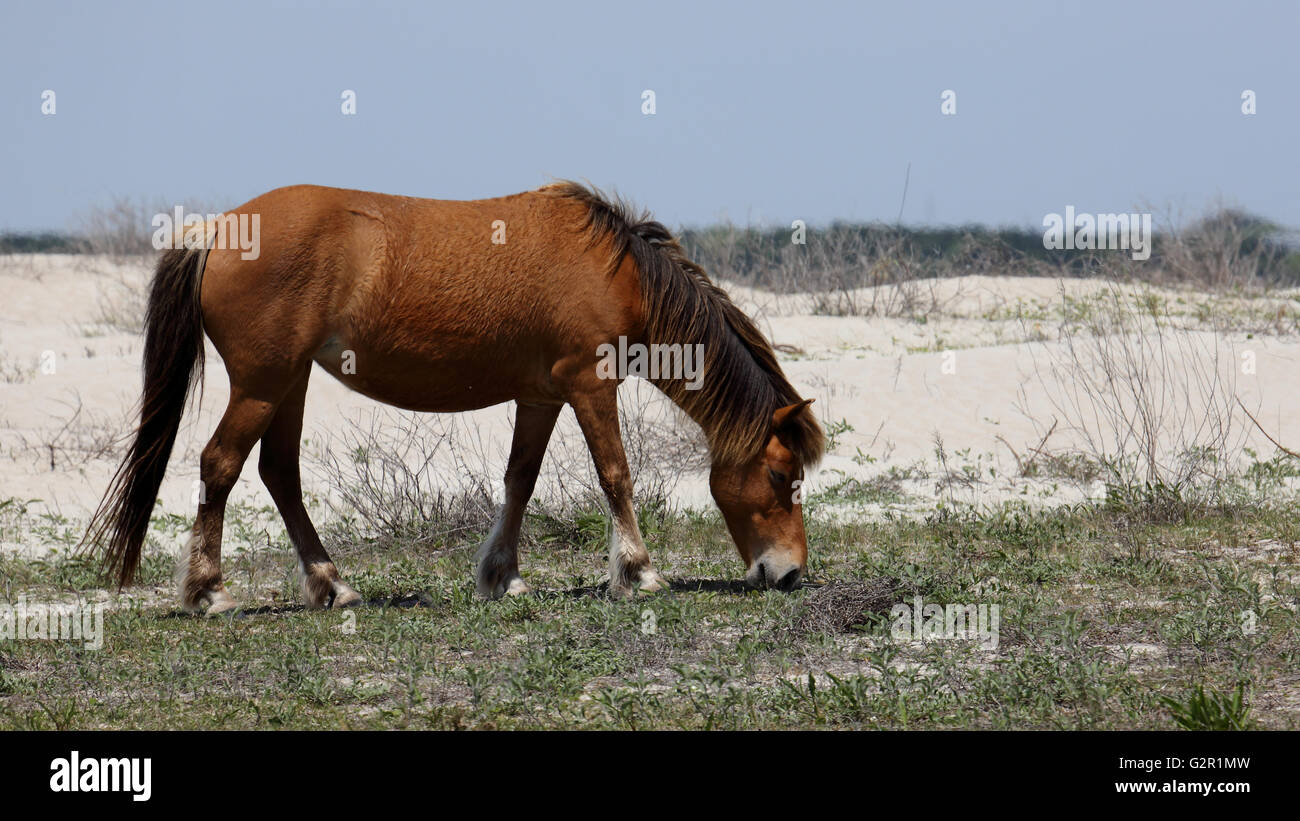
{"left": 1, "top": 486, "right": 1299, "bottom": 730}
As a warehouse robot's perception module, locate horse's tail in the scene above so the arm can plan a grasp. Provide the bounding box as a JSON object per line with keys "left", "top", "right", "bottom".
{"left": 84, "top": 245, "right": 208, "bottom": 587}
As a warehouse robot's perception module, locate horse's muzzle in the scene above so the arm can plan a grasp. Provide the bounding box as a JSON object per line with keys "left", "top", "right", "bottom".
{"left": 748, "top": 558, "right": 804, "bottom": 592}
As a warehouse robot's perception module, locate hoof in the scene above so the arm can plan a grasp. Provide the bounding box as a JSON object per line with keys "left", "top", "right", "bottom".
{"left": 330, "top": 582, "right": 363, "bottom": 609}
{"left": 637, "top": 569, "right": 667, "bottom": 594}
{"left": 202, "top": 589, "right": 240, "bottom": 616}
{"left": 504, "top": 577, "right": 531, "bottom": 597}
{"left": 610, "top": 567, "right": 666, "bottom": 598}
{"left": 477, "top": 573, "right": 529, "bottom": 600}
{"left": 301, "top": 564, "right": 358, "bottom": 610}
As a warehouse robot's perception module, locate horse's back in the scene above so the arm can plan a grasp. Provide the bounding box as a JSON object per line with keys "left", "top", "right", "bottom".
{"left": 199, "top": 184, "right": 641, "bottom": 411}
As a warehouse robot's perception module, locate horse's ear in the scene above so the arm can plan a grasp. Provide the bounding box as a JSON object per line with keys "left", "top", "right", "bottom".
{"left": 772, "top": 398, "right": 814, "bottom": 431}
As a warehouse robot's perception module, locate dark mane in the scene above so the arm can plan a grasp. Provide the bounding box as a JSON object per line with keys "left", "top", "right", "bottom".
{"left": 544, "top": 181, "right": 824, "bottom": 468}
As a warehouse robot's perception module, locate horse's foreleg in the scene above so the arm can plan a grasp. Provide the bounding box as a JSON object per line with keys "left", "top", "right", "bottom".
{"left": 180, "top": 391, "right": 278, "bottom": 614}
{"left": 568, "top": 388, "right": 666, "bottom": 598}
{"left": 259, "top": 369, "right": 361, "bottom": 609}
{"left": 475, "top": 402, "right": 561, "bottom": 599}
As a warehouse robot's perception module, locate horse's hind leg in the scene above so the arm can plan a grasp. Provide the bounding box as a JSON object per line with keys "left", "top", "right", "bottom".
{"left": 475, "top": 402, "right": 561, "bottom": 599}
{"left": 180, "top": 391, "right": 279, "bottom": 614}
{"left": 258, "top": 368, "right": 361, "bottom": 609}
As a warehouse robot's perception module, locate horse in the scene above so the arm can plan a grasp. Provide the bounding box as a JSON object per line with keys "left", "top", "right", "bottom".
{"left": 85, "top": 182, "right": 825, "bottom": 612}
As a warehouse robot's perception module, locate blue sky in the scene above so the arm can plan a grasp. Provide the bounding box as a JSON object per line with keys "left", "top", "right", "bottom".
{"left": 2, "top": 0, "right": 1296, "bottom": 231}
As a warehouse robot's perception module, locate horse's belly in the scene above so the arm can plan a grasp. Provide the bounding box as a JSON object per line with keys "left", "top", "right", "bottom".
{"left": 311, "top": 334, "right": 557, "bottom": 412}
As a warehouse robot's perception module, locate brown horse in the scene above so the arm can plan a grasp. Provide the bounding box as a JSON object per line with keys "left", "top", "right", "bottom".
{"left": 86, "top": 182, "right": 824, "bottom": 612}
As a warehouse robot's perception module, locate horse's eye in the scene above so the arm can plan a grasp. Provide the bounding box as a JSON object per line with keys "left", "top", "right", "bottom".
{"left": 768, "top": 468, "right": 787, "bottom": 483}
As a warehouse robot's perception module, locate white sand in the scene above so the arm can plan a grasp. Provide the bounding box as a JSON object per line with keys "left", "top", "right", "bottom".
{"left": 2, "top": 254, "right": 1297, "bottom": 556}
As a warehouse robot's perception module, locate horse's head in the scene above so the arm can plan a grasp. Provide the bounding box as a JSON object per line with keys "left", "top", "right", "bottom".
{"left": 709, "top": 399, "right": 816, "bottom": 591}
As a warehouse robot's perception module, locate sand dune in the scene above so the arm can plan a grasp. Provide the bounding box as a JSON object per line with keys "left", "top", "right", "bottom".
{"left": 2, "top": 254, "right": 1296, "bottom": 555}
